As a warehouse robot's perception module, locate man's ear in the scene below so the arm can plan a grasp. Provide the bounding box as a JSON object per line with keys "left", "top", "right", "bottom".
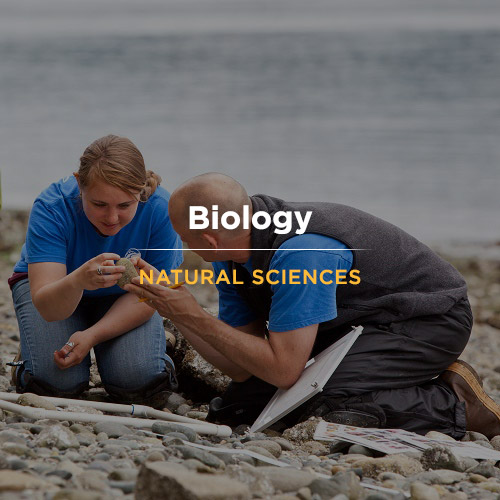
{"left": 201, "top": 232, "right": 218, "bottom": 249}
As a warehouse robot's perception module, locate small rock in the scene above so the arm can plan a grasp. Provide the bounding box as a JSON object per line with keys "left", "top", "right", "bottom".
{"left": 0, "top": 470, "right": 52, "bottom": 491}
{"left": 420, "top": 446, "right": 464, "bottom": 472}
{"left": 425, "top": 431, "right": 456, "bottom": 441}
{"left": 351, "top": 454, "right": 423, "bottom": 478}
{"left": 300, "top": 440, "right": 329, "bottom": 456}
{"left": 461, "top": 431, "right": 489, "bottom": 442}
{"left": 36, "top": 425, "right": 79, "bottom": 450}
{"left": 93, "top": 422, "right": 133, "bottom": 438}
{"left": 165, "top": 393, "right": 186, "bottom": 412}
{"left": 52, "top": 489, "right": 105, "bottom": 500}
{"left": 467, "top": 462, "right": 497, "bottom": 478}
{"left": 410, "top": 481, "right": 439, "bottom": 500}
{"left": 490, "top": 435, "right": 500, "bottom": 451}
{"left": 282, "top": 418, "right": 323, "bottom": 445}
{"left": 108, "top": 468, "right": 138, "bottom": 481}
{"left": 348, "top": 444, "right": 374, "bottom": 457}
{"left": 152, "top": 422, "right": 197, "bottom": 442}
{"left": 146, "top": 450, "right": 166, "bottom": 462}
{"left": 256, "top": 467, "right": 315, "bottom": 492}
{"left": 172, "top": 445, "right": 225, "bottom": 469}
{"left": 469, "top": 473, "right": 488, "bottom": 483}
{"left": 176, "top": 404, "right": 191, "bottom": 416}
{"left": 17, "top": 393, "right": 58, "bottom": 411}
{"left": 244, "top": 445, "right": 278, "bottom": 461}
{"left": 243, "top": 439, "right": 282, "bottom": 458}
{"left": 273, "top": 438, "right": 295, "bottom": 451}
{"left": 108, "top": 480, "right": 135, "bottom": 494}
{"left": 135, "top": 462, "right": 251, "bottom": 499}
{"left": 309, "top": 471, "right": 362, "bottom": 500}
{"left": 297, "top": 486, "right": 312, "bottom": 500}
{"left": 479, "top": 481, "right": 500, "bottom": 493}
{"left": 0, "top": 430, "right": 28, "bottom": 445}
{"left": 185, "top": 411, "right": 208, "bottom": 420}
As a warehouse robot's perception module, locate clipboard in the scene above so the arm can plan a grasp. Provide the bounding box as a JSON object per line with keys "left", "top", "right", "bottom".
{"left": 250, "top": 326, "right": 363, "bottom": 433}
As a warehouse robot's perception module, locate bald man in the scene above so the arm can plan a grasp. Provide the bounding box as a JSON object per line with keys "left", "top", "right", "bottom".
{"left": 125, "top": 173, "right": 500, "bottom": 438}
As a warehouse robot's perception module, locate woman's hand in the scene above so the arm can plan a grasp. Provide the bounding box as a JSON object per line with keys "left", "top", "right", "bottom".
{"left": 54, "top": 330, "right": 96, "bottom": 370}
{"left": 75, "top": 253, "right": 125, "bottom": 291}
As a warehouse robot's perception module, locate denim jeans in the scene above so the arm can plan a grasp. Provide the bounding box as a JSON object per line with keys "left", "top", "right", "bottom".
{"left": 12, "top": 278, "right": 174, "bottom": 394}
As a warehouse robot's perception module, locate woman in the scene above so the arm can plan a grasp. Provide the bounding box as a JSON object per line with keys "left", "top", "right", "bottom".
{"left": 9, "top": 135, "right": 182, "bottom": 407}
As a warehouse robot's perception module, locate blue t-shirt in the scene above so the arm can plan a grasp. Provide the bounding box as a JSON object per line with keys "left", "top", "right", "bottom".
{"left": 213, "top": 234, "right": 353, "bottom": 332}
{"left": 14, "top": 176, "right": 183, "bottom": 297}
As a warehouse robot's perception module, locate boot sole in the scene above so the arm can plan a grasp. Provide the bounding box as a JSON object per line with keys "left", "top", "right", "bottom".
{"left": 446, "top": 360, "right": 500, "bottom": 420}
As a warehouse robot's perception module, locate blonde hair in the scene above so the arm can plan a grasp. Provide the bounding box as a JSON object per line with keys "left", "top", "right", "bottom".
{"left": 78, "top": 135, "right": 161, "bottom": 201}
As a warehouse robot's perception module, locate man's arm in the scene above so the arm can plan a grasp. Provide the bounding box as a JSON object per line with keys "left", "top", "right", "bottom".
{"left": 125, "top": 281, "right": 318, "bottom": 389}
{"left": 175, "top": 318, "right": 267, "bottom": 382}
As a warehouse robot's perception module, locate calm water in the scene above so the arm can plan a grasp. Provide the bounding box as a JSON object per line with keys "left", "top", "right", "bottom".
{"left": 1, "top": 0, "right": 499, "bottom": 243}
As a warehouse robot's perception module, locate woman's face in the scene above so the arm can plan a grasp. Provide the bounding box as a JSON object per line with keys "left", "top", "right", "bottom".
{"left": 80, "top": 179, "right": 140, "bottom": 237}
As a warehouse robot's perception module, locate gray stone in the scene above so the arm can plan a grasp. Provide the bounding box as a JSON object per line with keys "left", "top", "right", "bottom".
{"left": 135, "top": 461, "right": 251, "bottom": 499}
{"left": 108, "top": 468, "right": 138, "bottom": 481}
{"left": 0, "top": 470, "right": 52, "bottom": 492}
{"left": 52, "top": 488, "right": 106, "bottom": 500}
{"left": 310, "top": 471, "right": 362, "bottom": 500}
{"left": 491, "top": 435, "right": 500, "bottom": 451}
{"left": 282, "top": 418, "right": 322, "bottom": 445}
{"left": 165, "top": 392, "right": 186, "bottom": 411}
{"left": 411, "top": 469, "right": 465, "bottom": 485}
{"left": 350, "top": 454, "right": 423, "bottom": 478}
{"left": 183, "top": 458, "right": 213, "bottom": 472}
{"left": 17, "top": 392, "right": 57, "bottom": 410}
{"left": 420, "top": 445, "right": 464, "bottom": 472}
{"left": 146, "top": 450, "right": 166, "bottom": 462}
{"left": 7, "top": 458, "right": 27, "bottom": 470}
{"left": 176, "top": 404, "right": 192, "bottom": 416}
{"left": 461, "top": 430, "right": 489, "bottom": 442}
{"left": 243, "top": 439, "right": 282, "bottom": 458}
{"left": 108, "top": 480, "right": 135, "bottom": 494}
{"left": 93, "top": 422, "right": 133, "bottom": 438}
{"left": 0, "top": 430, "right": 28, "bottom": 445}
{"left": 76, "top": 433, "right": 96, "bottom": 446}
{"left": 225, "top": 463, "right": 275, "bottom": 497}
{"left": 301, "top": 441, "right": 329, "bottom": 456}
{"left": 467, "top": 462, "right": 497, "bottom": 478}
{"left": 1, "top": 442, "right": 34, "bottom": 457}
{"left": 186, "top": 411, "right": 208, "bottom": 420}
{"left": 257, "top": 466, "right": 316, "bottom": 492}
{"left": 86, "top": 461, "right": 114, "bottom": 474}
{"left": 152, "top": 421, "right": 198, "bottom": 442}
{"left": 348, "top": 444, "right": 374, "bottom": 457}
{"left": 47, "top": 469, "right": 73, "bottom": 480}
{"left": 273, "top": 437, "right": 295, "bottom": 451}
{"left": 171, "top": 445, "right": 225, "bottom": 469}
{"left": 410, "top": 481, "right": 439, "bottom": 500}
{"left": 244, "top": 445, "right": 278, "bottom": 461}
{"left": 36, "top": 424, "right": 79, "bottom": 450}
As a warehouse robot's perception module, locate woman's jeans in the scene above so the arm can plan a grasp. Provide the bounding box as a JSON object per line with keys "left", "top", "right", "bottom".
{"left": 12, "top": 278, "right": 176, "bottom": 401}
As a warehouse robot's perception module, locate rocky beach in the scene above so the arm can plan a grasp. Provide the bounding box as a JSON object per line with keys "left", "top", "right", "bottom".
{"left": 0, "top": 209, "right": 499, "bottom": 499}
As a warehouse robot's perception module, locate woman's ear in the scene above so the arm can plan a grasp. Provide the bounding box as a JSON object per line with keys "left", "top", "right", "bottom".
{"left": 73, "top": 172, "right": 81, "bottom": 188}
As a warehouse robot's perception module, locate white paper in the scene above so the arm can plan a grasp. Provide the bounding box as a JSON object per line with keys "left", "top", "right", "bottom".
{"left": 251, "top": 326, "right": 363, "bottom": 432}
{"left": 314, "top": 421, "right": 500, "bottom": 461}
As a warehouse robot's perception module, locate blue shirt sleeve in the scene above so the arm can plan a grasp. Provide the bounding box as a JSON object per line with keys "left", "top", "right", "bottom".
{"left": 268, "top": 234, "right": 353, "bottom": 332}
{"left": 213, "top": 261, "right": 258, "bottom": 327}
{"left": 142, "top": 194, "right": 183, "bottom": 272}
{"left": 25, "top": 200, "right": 68, "bottom": 265}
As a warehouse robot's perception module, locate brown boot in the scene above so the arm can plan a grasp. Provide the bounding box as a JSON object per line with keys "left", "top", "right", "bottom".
{"left": 440, "top": 360, "right": 500, "bottom": 439}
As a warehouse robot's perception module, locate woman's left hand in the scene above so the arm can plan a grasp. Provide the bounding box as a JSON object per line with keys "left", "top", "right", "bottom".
{"left": 54, "top": 330, "right": 96, "bottom": 369}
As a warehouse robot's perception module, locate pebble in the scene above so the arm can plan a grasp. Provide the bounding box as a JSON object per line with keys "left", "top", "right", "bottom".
{"left": 151, "top": 422, "right": 198, "bottom": 442}
{"left": 93, "top": 422, "right": 133, "bottom": 438}
{"left": 420, "top": 445, "right": 464, "bottom": 472}
{"left": 410, "top": 481, "right": 440, "bottom": 500}
{"left": 171, "top": 445, "right": 225, "bottom": 469}
{"left": 243, "top": 439, "right": 282, "bottom": 458}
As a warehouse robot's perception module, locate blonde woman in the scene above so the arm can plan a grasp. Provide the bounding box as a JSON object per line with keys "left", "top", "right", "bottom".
{"left": 9, "top": 135, "right": 182, "bottom": 406}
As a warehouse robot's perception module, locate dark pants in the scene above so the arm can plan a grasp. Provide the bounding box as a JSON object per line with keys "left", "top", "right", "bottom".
{"left": 211, "top": 298, "right": 472, "bottom": 438}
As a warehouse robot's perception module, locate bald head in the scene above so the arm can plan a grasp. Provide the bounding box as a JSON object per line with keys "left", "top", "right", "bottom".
{"left": 169, "top": 173, "right": 250, "bottom": 235}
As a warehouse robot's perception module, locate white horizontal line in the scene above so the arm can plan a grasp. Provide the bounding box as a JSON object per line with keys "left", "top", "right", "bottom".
{"left": 138, "top": 248, "right": 369, "bottom": 251}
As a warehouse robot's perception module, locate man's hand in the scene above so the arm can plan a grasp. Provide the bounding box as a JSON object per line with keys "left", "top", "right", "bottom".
{"left": 54, "top": 330, "right": 96, "bottom": 369}
{"left": 124, "top": 278, "right": 199, "bottom": 320}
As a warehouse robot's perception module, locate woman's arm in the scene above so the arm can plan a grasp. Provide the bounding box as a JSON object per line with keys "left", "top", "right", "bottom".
{"left": 29, "top": 253, "right": 125, "bottom": 321}
{"left": 54, "top": 292, "right": 155, "bottom": 369}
